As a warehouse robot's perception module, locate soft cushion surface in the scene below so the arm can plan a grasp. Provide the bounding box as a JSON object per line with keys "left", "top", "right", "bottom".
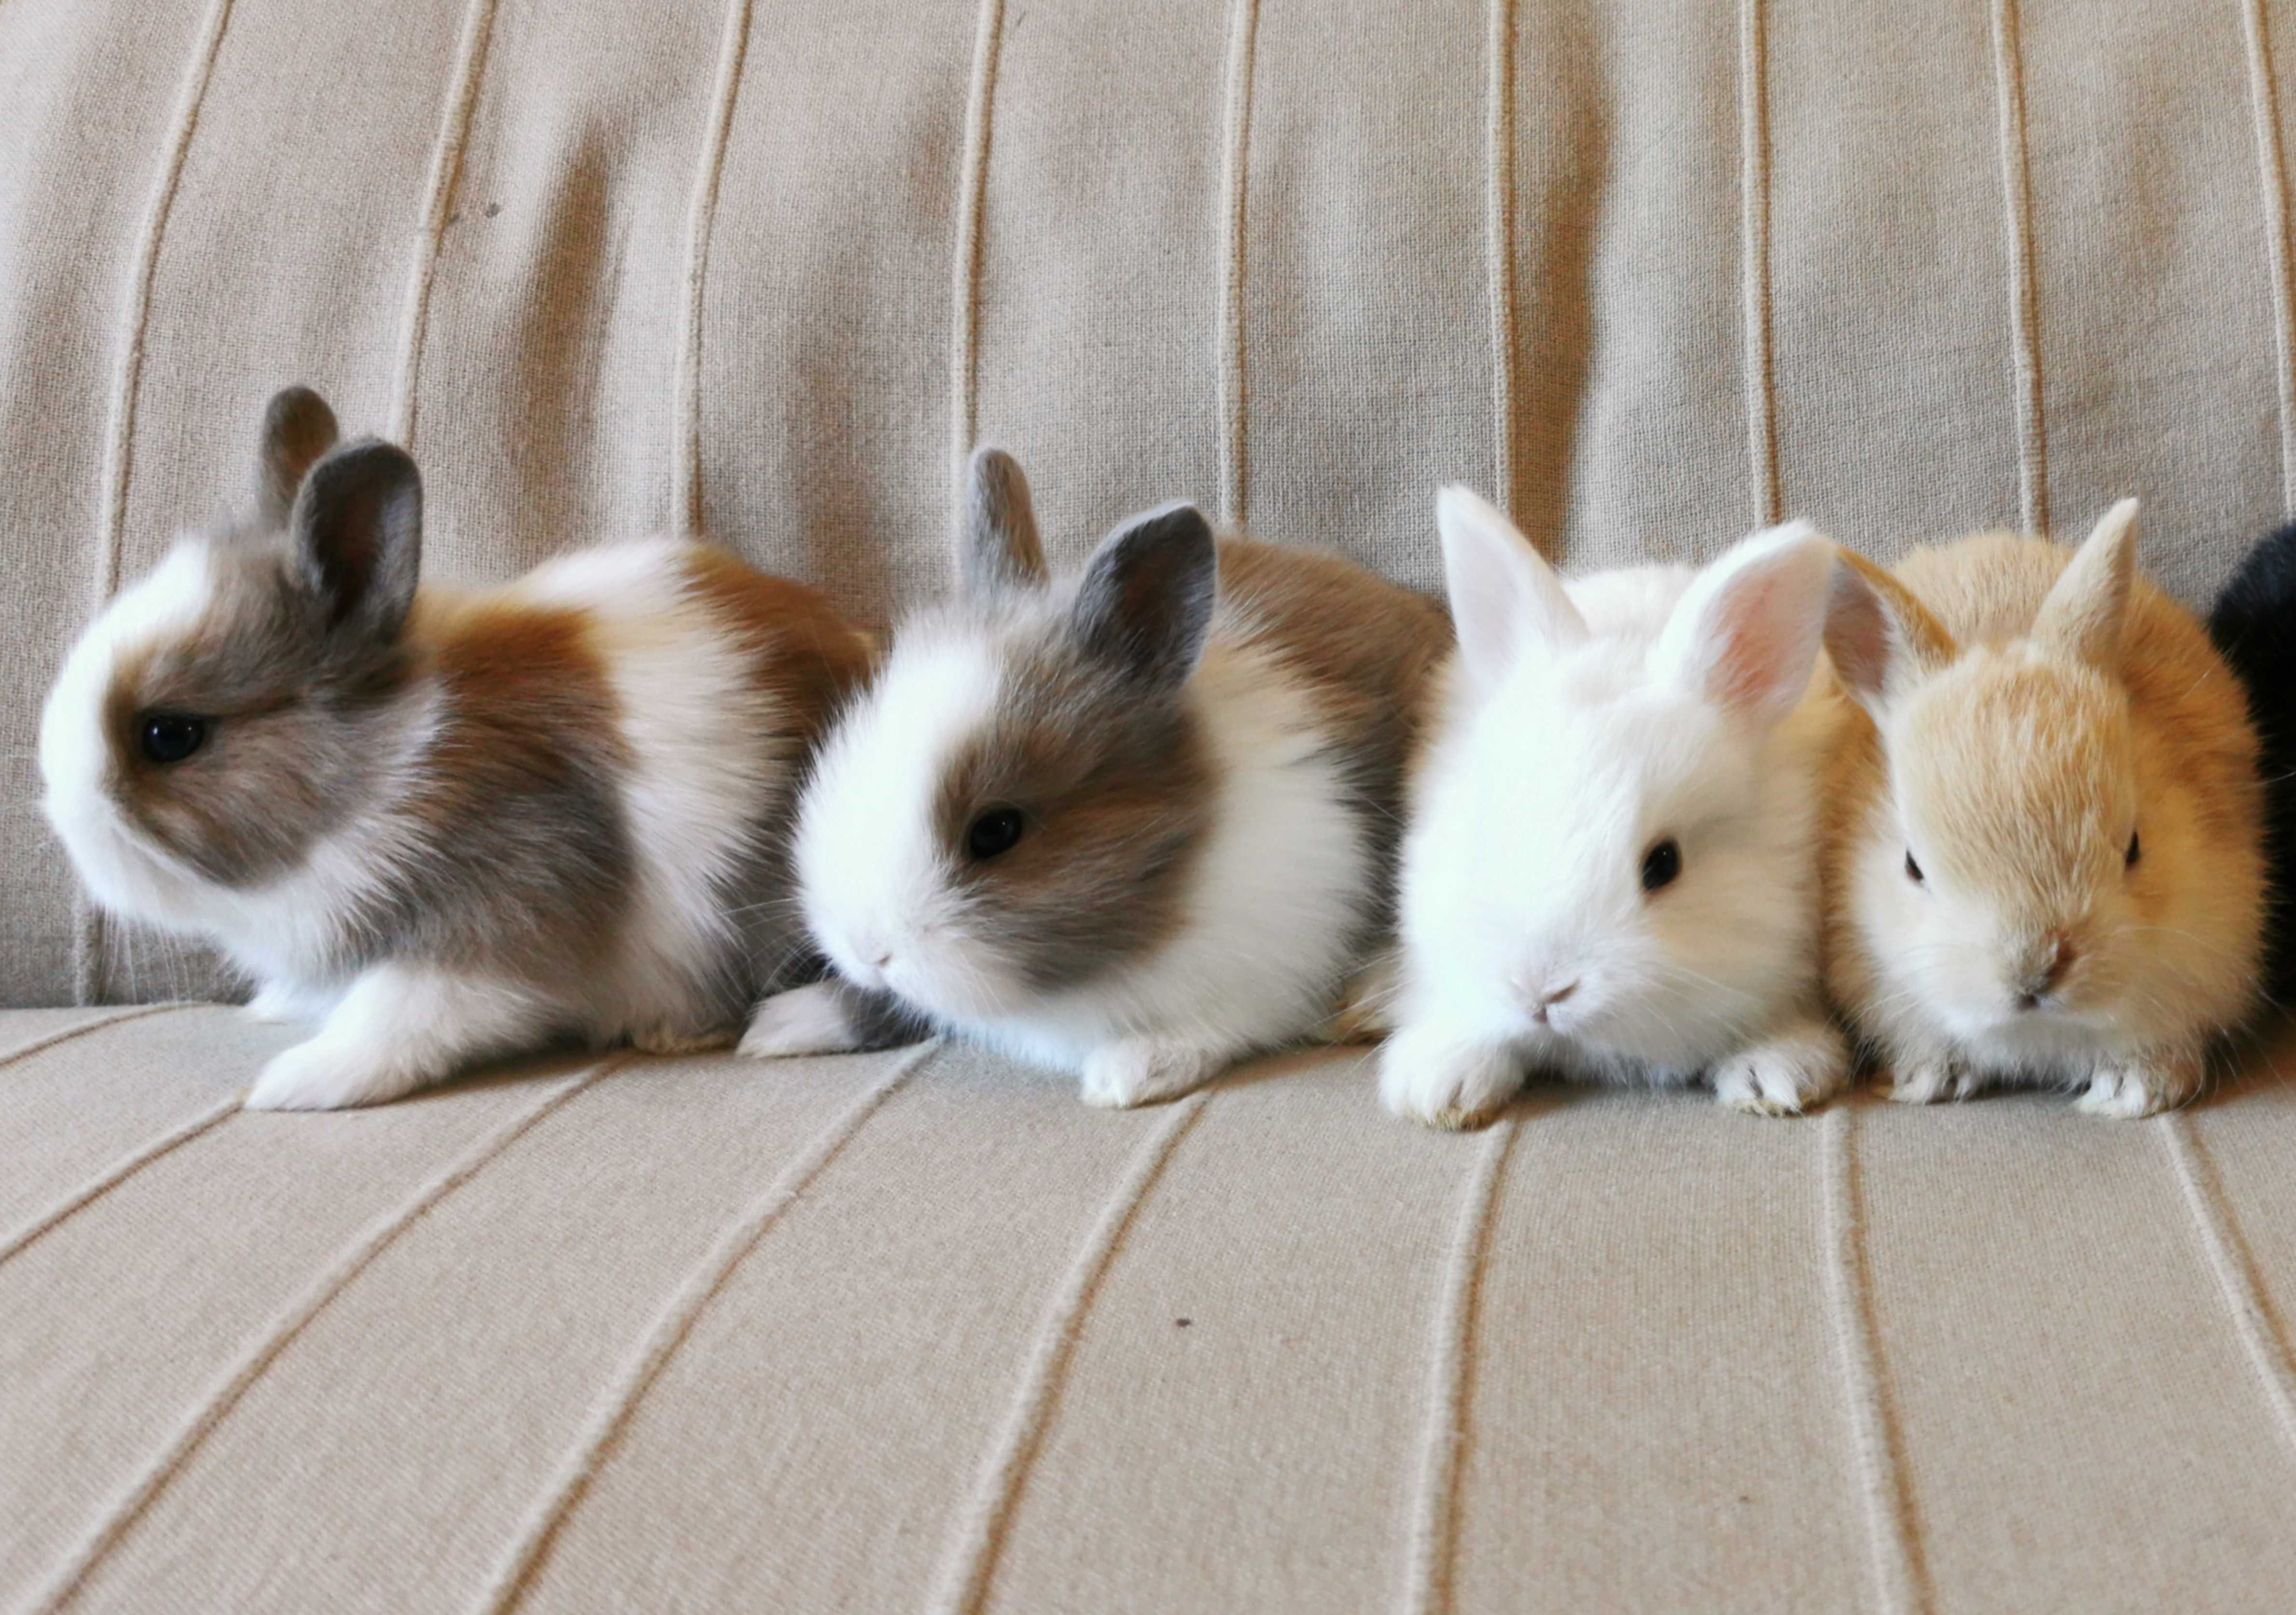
{"left": 6, "top": 1007, "right": 2296, "bottom": 1612}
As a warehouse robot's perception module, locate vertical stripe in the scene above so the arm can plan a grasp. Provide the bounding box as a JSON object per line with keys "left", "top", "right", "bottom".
{"left": 1484, "top": 0, "right": 1519, "bottom": 513}
{"left": 1737, "top": 0, "right": 1781, "bottom": 527}
{"left": 391, "top": 0, "right": 503, "bottom": 450}
{"left": 21, "top": 1060, "right": 615, "bottom": 1615}
{"left": 947, "top": 0, "right": 1008, "bottom": 535}
{"left": 77, "top": 0, "right": 240, "bottom": 1007}
{"left": 1215, "top": 0, "right": 1261, "bottom": 527}
{"left": 1399, "top": 1117, "right": 1519, "bottom": 1615}
{"left": 925, "top": 1090, "right": 1212, "bottom": 1615}
{"left": 2240, "top": 0, "right": 2296, "bottom": 514}
{"left": 472, "top": 1048, "right": 934, "bottom": 1614}
{"left": 0, "top": 1095, "right": 237, "bottom": 1269}
{"left": 672, "top": 0, "right": 760, "bottom": 538}
{"left": 1820, "top": 1105, "right": 1930, "bottom": 1615}
{"left": 1989, "top": 0, "right": 2050, "bottom": 536}
{"left": 2161, "top": 1113, "right": 2296, "bottom": 1464}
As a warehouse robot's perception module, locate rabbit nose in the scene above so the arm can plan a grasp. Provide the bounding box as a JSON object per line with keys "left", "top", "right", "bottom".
{"left": 2013, "top": 931, "right": 2076, "bottom": 1008}
{"left": 1529, "top": 980, "right": 1578, "bottom": 1024}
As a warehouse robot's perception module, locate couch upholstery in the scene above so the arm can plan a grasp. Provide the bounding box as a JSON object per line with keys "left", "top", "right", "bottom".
{"left": 7, "top": 0, "right": 2296, "bottom": 1608}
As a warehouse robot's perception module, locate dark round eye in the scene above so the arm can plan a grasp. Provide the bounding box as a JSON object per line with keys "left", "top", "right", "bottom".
{"left": 965, "top": 806, "right": 1026, "bottom": 861}
{"left": 1905, "top": 850, "right": 1925, "bottom": 885}
{"left": 139, "top": 713, "right": 208, "bottom": 765}
{"left": 1639, "top": 837, "right": 1681, "bottom": 893}
{"left": 2126, "top": 829, "right": 2141, "bottom": 868}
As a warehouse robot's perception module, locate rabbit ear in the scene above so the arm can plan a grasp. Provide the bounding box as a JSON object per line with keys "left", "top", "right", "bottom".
{"left": 1435, "top": 485, "right": 1586, "bottom": 697}
{"left": 1070, "top": 501, "right": 1217, "bottom": 690}
{"left": 960, "top": 447, "right": 1048, "bottom": 596}
{"left": 2033, "top": 498, "right": 2139, "bottom": 668}
{"left": 254, "top": 386, "right": 339, "bottom": 527}
{"left": 1656, "top": 520, "right": 1835, "bottom": 729}
{"left": 1823, "top": 548, "right": 1958, "bottom": 718}
{"left": 291, "top": 439, "right": 421, "bottom": 642}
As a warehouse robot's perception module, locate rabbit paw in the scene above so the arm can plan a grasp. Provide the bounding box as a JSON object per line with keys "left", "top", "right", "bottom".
{"left": 245, "top": 1038, "right": 420, "bottom": 1111}
{"left": 1378, "top": 1025, "right": 1519, "bottom": 1130}
{"left": 1319, "top": 953, "right": 1399, "bottom": 1044}
{"left": 1079, "top": 1036, "right": 1226, "bottom": 1108}
{"left": 1880, "top": 1056, "right": 1980, "bottom": 1105}
{"left": 242, "top": 979, "right": 335, "bottom": 1025}
{"left": 2074, "top": 1055, "right": 2199, "bottom": 1119}
{"left": 1712, "top": 1019, "right": 1848, "bottom": 1117}
{"left": 738, "top": 982, "right": 864, "bottom": 1059}
{"left": 629, "top": 1022, "right": 739, "bottom": 1057}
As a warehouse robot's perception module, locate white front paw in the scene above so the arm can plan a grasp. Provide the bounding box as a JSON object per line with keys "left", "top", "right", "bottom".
{"left": 1078, "top": 1036, "right": 1225, "bottom": 1109}
{"left": 1712, "top": 1022, "right": 1848, "bottom": 1117}
{"left": 1378, "top": 1025, "right": 1519, "bottom": 1130}
{"left": 1880, "top": 1056, "right": 1980, "bottom": 1105}
{"left": 243, "top": 979, "right": 328, "bottom": 1025}
{"left": 738, "top": 982, "right": 863, "bottom": 1059}
{"left": 2075, "top": 1056, "right": 2199, "bottom": 1119}
{"left": 245, "top": 1038, "right": 421, "bottom": 1111}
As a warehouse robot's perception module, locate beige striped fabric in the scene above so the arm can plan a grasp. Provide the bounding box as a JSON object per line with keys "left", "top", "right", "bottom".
{"left": 5, "top": 1008, "right": 2296, "bottom": 1612}
{"left": 9, "top": 0, "right": 2296, "bottom": 1006}
{"left": 10, "top": 3, "right": 2296, "bottom": 1609}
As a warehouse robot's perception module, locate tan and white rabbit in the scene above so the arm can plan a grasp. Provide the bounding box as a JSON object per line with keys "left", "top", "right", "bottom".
{"left": 1820, "top": 499, "right": 2265, "bottom": 1116}
{"left": 738, "top": 447, "right": 1453, "bottom": 1106}
{"left": 1379, "top": 488, "right": 1851, "bottom": 1128}
{"left": 39, "top": 386, "right": 873, "bottom": 1109}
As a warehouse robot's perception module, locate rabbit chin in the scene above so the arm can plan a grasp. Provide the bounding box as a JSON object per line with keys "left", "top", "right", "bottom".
{"left": 42, "top": 788, "right": 209, "bottom": 935}
{"left": 1489, "top": 984, "right": 1745, "bottom": 1084}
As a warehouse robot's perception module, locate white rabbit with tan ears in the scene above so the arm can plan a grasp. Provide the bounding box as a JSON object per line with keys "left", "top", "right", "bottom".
{"left": 1378, "top": 488, "right": 1851, "bottom": 1129}
{"left": 739, "top": 447, "right": 1453, "bottom": 1106}
{"left": 1820, "top": 500, "right": 2265, "bottom": 1117}
{"left": 39, "top": 386, "right": 874, "bottom": 1109}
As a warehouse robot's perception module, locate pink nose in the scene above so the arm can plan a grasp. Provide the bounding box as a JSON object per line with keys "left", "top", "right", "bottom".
{"left": 1530, "top": 980, "right": 1577, "bottom": 1023}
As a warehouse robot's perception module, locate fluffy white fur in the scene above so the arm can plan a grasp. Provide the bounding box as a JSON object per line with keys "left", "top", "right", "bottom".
{"left": 770, "top": 628, "right": 1369, "bottom": 1106}
{"left": 1379, "top": 488, "right": 1848, "bottom": 1128}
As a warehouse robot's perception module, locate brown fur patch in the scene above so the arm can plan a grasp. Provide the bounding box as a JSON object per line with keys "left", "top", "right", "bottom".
{"left": 680, "top": 545, "right": 875, "bottom": 743}
{"left": 108, "top": 549, "right": 410, "bottom": 886}
{"left": 933, "top": 625, "right": 1213, "bottom": 993}
{"left": 1215, "top": 537, "right": 1455, "bottom": 917}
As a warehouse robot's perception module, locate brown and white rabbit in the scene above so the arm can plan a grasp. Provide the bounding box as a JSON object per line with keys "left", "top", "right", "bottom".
{"left": 39, "top": 386, "right": 873, "bottom": 1109}
{"left": 738, "top": 447, "right": 1453, "bottom": 1106}
{"left": 1820, "top": 499, "right": 2265, "bottom": 1116}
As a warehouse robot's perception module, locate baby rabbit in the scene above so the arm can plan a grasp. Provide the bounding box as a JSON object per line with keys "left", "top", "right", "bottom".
{"left": 40, "top": 386, "right": 873, "bottom": 1109}
{"left": 1378, "top": 488, "right": 1850, "bottom": 1128}
{"left": 738, "top": 447, "right": 1453, "bottom": 1106}
{"left": 1821, "top": 500, "right": 2264, "bottom": 1117}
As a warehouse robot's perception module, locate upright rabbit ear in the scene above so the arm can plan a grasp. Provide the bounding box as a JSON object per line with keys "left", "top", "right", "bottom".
{"left": 1823, "top": 548, "right": 1958, "bottom": 719}
{"left": 2033, "top": 498, "right": 2139, "bottom": 668}
{"left": 961, "top": 447, "right": 1048, "bottom": 596}
{"left": 254, "top": 386, "right": 339, "bottom": 527}
{"left": 291, "top": 439, "right": 421, "bottom": 642}
{"left": 1656, "top": 520, "right": 1835, "bottom": 729}
{"left": 1070, "top": 501, "right": 1217, "bottom": 690}
{"left": 1435, "top": 485, "right": 1586, "bottom": 697}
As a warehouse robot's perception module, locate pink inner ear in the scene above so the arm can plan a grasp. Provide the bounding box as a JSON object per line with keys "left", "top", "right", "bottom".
{"left": 1823, "top": 570, "right": 1890, "bottom": 703}
{"left": 1702, "top": 570, "right": 1812, "bottom": 720}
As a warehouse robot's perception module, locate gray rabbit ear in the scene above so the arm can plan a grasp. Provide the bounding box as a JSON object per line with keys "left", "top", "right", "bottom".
{"left": 1071, "top": 501, "right": 1217, "bottom": 690}
{"left": 961, "top": 447, "right": 1048, "bottom": 596}
{"left": 291, "top": 439, "right": 421, "bottom": 642}
{"left": 254, "top": 386, "right": 340, "bottom": 527}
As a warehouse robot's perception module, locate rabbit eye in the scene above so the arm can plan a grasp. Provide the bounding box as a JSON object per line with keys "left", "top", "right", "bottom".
{"left": 1905, "top": 850, "right": 1925, "bottom": 885}
{"left": 139, "top": 713, "right": 208, "bottom": 765}
{"left": 1639, "top": 837, "right": 1681, "bottom": 893}
{"left": 965, "top": 806, "right": 1026, "bottom": 861}
{"left": 2125, "top": 829, "right": 2141, "bottom": 868}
